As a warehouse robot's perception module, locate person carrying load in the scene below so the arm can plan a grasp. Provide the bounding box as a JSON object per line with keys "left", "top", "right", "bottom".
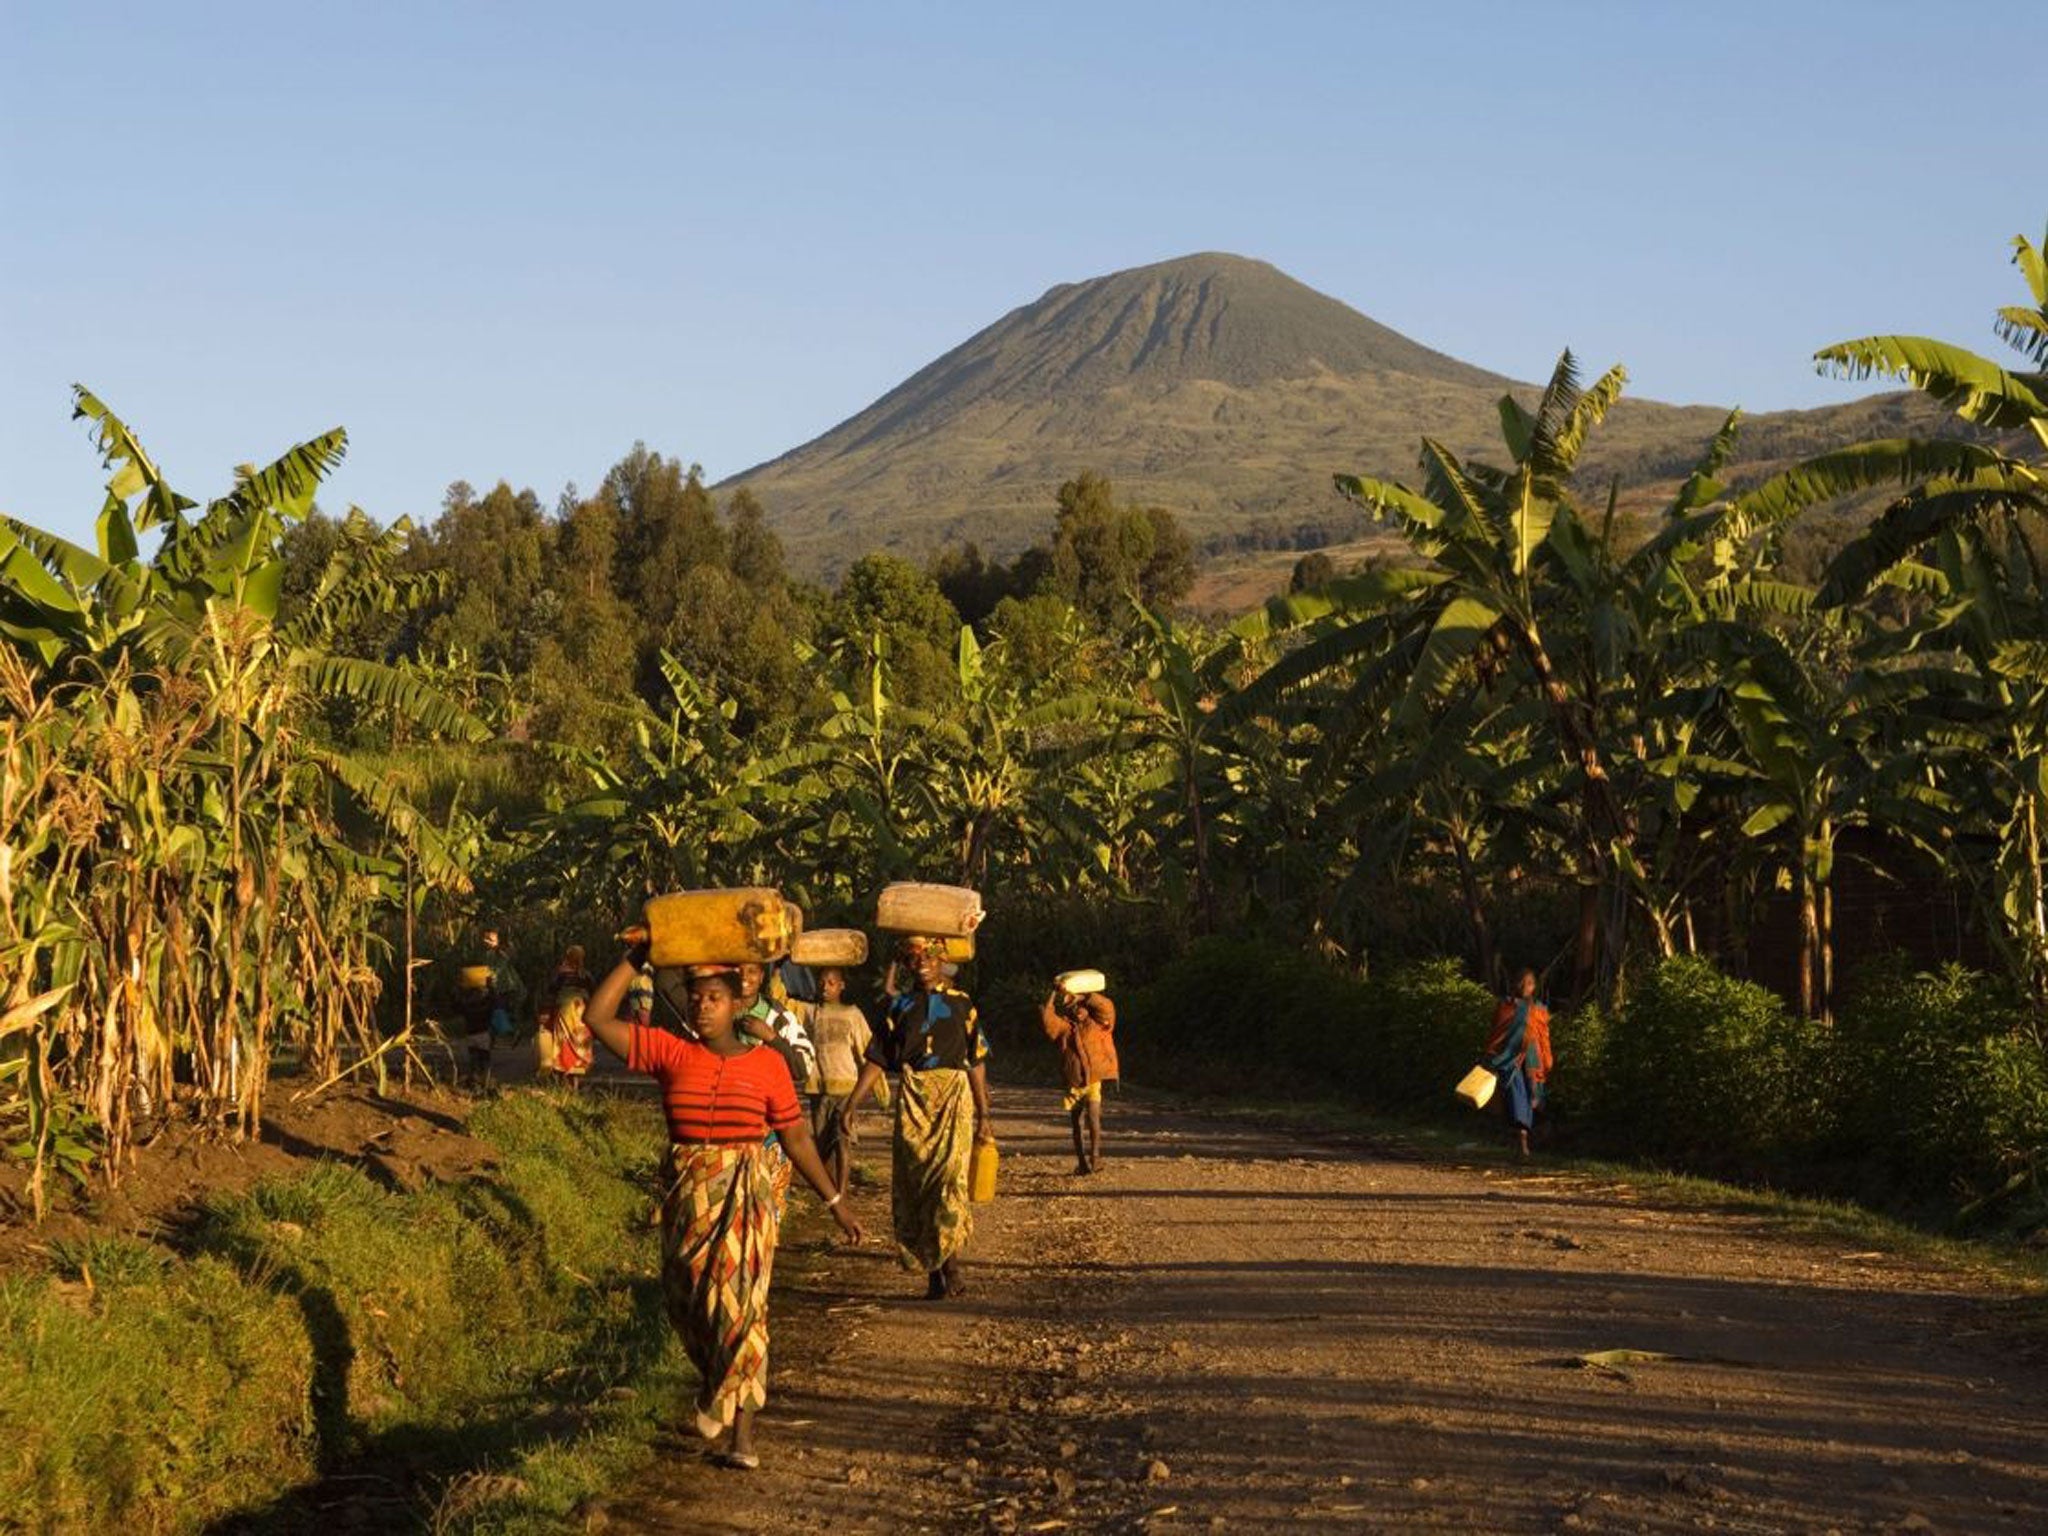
{"left": 839, "top": 931, "right": 992, "bottom": 1299}
{"left": 582, "top": 900, "right": 863, "bottom": 1471}
{"left": 458, "top": 928, "right": 525, "bottom": 1090}
{"left": 1485, "top": 968, "right": 1553, "bottom": 1159}
{"left": 1042, "top": 969, "right": 1118, "bottom": 1174}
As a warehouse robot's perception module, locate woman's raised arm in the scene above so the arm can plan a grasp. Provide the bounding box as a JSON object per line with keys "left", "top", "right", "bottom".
{"left": 584, "top": 947, "right": 645, "bottom": 1061}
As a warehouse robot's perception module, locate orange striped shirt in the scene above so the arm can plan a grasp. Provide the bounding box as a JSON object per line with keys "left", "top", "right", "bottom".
{"left": 627, "top": 1025, "right": 802, "bottom": 1144}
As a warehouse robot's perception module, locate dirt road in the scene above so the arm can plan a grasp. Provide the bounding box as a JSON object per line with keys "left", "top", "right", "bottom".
{"left": 608, "top": 1088, "right": 2048, "bottom": 1534}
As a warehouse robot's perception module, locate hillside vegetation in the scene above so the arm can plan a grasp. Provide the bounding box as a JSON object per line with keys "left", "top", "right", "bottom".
{"left": 726, "top": 251, "right": 1967, "bottom": 579}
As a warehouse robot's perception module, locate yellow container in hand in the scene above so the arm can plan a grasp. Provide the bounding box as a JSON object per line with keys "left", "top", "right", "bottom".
{"left": 969, "top": 1140, "right": 999, "bottom": 1203}
{"left": 1455, "top": 1064, "right": 1497, "bottom": 1109}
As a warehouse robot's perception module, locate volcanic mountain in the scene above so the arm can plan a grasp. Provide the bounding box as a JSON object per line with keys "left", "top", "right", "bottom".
{"left": 723, "top": 252, "right": 1937, "bottom": 583}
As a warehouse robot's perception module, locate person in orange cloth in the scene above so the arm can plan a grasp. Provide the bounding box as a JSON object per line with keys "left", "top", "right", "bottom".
{"left": 584, "top": 938, "right": 864, "bottom": 1470}
{"left": 1041, "top": 979, "right": 1118, "bottom": 1175}
{"left": 1485, "top": 968, "right": 1553, "bottom": 1159}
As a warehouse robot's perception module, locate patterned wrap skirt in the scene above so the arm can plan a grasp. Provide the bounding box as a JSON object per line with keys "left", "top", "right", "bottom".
{"left": 891, "top": 1064, "right": 975, "bottom": 1273}
{"left": 764, "top": 1133, "right": 795, "bottom": 1222}
{"left": 659, "top": 1141, "right": 782, "bottom": 1438}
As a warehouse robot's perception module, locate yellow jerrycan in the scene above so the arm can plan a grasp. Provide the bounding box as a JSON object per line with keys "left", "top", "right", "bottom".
{"left": 642, "top": 888, "right": 797, "bottom": 967}
{"left": 792, "top": 928, "right": 869, "bottom": 967}
{"left": 969, "top": 1139, "right": 1000, "bottom": 1203}
{"left": 1455, "top": 1064, "right": 1497, "bottom": 1109}
{"left": 876, "top": 881, "right": 984, "bottom": 938}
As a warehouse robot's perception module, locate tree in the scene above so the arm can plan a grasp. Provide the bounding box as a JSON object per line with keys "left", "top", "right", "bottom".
{"left": 1713, "top": 227, "right": 2048, "bottom": 996}
{"left": 1048, "top": 472, "right": 1194, "bottom": 624}
{"left": 930, "top": 542, "right": 1020, "bottom": 629}
{"left": 1289, "top": 551, "right": 1336, "bottom": 593}
{"left": 1331, "top": 353, "right": 1649, "bottom": 996}
{"left": 605, "top": 445, "right": 726, "bottom": 624}
{"left": 827, "top": 554, "right": 963, "bottom": 710}
{"left": 407, "top": 479, "right": 550, "bottom": 676}
{"left": 726, "top": 487, "right": 787, "bottom": 590}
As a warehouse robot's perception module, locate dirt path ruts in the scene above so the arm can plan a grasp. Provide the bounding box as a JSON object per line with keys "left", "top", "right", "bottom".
{"left": 607, "top": 1088, "right": 2048, "bottom": 1534}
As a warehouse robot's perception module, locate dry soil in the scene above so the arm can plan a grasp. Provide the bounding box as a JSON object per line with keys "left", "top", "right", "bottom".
{"left": 603, "top": 1087, "right": 2048, "bottom": 1535}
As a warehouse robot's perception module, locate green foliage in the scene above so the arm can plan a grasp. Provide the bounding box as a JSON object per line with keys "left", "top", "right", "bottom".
{"left": 0, "top": 1092, "right": 673, "bottom": 1534}
{"left": 2, "top": 394, "right": 484, "bottom": 1205}
{"left": 1125, "top": 936, "right": 1376, "bottom": 1097}
{"left": 1830, "top": 960, "right": 2048, "bottom": 1196}
{"left": 1593, "top": 956, "right": 1825, "bottom": 1173}
{"left": 1047, "top": 472, "right": 1195, "bottom": 625}
{"left": 1125, "top": 940, "right": 1490, "bottom": 1113}
{"left": 826, "top": 554, "right": 963, "bottom": 709}
{"left": 1373, "top": 961, "right": 1498, "bottom": 1109}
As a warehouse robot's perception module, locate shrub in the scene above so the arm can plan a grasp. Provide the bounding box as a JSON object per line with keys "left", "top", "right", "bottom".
{"left": 1372, "top": 961, "right": 1496, "bottom": 1111}
{"left": 1124, "top": 940, "right": 1495, "bottom": 1113}
{"left": 1545, "top": 994, "right": 1611, "bottom": 1130}
{"left": 1831, "top": 961, "right": 2048, "bottom": 1197}
{"left": 1597, "top": 955, "right": 1822, "bottom": 1174}
{"left": 1125, "top": 935, "right": 1377, "bottom": 1099}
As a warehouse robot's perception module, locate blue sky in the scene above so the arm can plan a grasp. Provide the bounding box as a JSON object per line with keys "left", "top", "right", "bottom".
{"left": 4, "top": 1, "right": 2042, "bottom": 549}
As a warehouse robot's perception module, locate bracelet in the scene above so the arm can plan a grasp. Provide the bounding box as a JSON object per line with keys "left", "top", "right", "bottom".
{"left": 824, "top": 1191, "right": 843, "bottom": 1208}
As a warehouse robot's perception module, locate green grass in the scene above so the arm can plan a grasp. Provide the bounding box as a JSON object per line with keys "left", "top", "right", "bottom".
{"left": 0, "top": 1088, "right": 712, "bottom": 1535}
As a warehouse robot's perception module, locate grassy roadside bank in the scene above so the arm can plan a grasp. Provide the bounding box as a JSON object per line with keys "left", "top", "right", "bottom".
{"left": 0, "top": 1089, "right": 699, "bottom": 1535}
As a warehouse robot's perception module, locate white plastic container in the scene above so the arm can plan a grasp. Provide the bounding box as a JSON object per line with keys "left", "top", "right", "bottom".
{"left": 792, "top": 928, "right": 869, "bottom": 967}
{"left": 875, "top": 882, "right": 984, "bottom": 938}
{"left": 1055, "top": 968, "right": 1106, "bottom": 996}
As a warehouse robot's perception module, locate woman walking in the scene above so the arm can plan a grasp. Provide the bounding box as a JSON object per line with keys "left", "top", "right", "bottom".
{"left": 839, "top": 935, "right": 992, "bottom": 1299}
{"left": 547, "top": 945, "right": 597, "bottom": 1086}
{"left": 1486, "top": 968, "right": 1554, "bottom": 1159}
{"left": 584, "top": 942, "right": 864, "bottom": 1468}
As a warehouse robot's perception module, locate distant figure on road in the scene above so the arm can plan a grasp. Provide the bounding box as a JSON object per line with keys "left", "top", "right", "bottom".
{"left": 1041, "top": 976, "right": 1118, "bottom": 1175}
{"left": 1486, "top": 968, "right": 1553, "bottom": 1159}
{"left": 623, "top": 959, "right": 661, "bottom": 1034}
{"left": 459, "top": 928, "right": 525, "bottom": 1090}
{"left": 548, "top": 945, "right": 596, "bottom": 1085}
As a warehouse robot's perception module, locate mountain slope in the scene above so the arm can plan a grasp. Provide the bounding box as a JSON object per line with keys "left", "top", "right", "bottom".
{"left": 722, "top": 252, "right": 1941, "bottom": 580}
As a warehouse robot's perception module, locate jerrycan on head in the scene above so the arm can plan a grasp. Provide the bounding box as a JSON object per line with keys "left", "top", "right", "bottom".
{"left": 875, "top": 882, "right": 984, "bottom": 939}
{"left": 643, "top": 888, "right": 798, "bottom": 968}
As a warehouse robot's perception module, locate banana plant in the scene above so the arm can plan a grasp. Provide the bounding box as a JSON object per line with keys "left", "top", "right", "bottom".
{"left": 1, "top": 392, "right": 489, "bottom": 1204}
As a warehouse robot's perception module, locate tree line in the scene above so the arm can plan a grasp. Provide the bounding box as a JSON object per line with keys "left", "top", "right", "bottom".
{"left": 3, "top": 226, "right": 2045, "bottom": 1222}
